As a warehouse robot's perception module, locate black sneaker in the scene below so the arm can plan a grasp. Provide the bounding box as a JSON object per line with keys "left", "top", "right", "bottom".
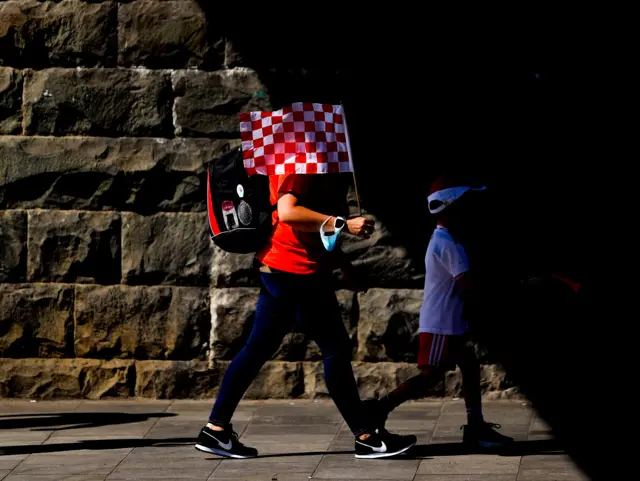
{"left": 362, "top": 398, "right": 389, "bottom": 429}
{"left": 462, "top": 422, "right": 514, "bottom": 448}
{"left": 355, "top": 427, "right": 417, "bottom": 459}
{"left": 195, "top": 424, "right": 258, "bottom": 459}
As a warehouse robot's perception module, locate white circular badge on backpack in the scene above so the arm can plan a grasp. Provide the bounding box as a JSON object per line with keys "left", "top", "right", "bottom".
{"left": 237, "top": 184, "right": 252, "bottom": 226}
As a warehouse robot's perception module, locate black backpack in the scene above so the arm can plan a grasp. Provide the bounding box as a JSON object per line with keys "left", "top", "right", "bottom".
{"left": 206, "top": 146, "right": 274, "bottom": 253}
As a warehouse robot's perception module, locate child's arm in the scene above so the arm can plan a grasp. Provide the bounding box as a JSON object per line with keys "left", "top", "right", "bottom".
{"left": 456, "top": 271, "right": 484, "bottom": 324}
{"left": 455, "top": 271, "right": 474, "bottom": 298}
{"left": 441, "top": 241, "right": 479, "bottom": 317}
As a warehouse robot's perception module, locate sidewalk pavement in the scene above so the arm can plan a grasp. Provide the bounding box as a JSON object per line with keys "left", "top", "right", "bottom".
{"left": 0, "top": 398, "right": 587, "bottom": 481}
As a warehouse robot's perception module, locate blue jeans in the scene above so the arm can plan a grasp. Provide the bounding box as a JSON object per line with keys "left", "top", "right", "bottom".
{"left": 209, "top": 269, "right": 367, "bottom": 436}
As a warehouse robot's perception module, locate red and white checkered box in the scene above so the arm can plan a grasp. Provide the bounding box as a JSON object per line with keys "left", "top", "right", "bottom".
{"left": 240, "top": 102, "right": 354, "bottom": 176}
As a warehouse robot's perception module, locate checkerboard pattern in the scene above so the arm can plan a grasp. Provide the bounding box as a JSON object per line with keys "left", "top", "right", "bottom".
{"left": 239, "top": 102, "right": 353, "bottom": 176}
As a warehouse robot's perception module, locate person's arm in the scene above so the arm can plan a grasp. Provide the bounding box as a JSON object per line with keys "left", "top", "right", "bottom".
{"left": 277, "top": 192, "right": 335, "bottom": 232}
{"left": 442, "top": 242, "right": 483, "bottom": 321}
{"left": 455, "top": 270, "right": 474, "bottom": 301}
{"left": 278, "top": 192, "right": 374, "bottom": 238}
{"left": 441, "top": 241, "right": 474, "bottom": 300}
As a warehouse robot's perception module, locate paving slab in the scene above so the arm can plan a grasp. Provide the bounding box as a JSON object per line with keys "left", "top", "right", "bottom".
{"left": 0, "top": 399, "right": 586, "bottom": 481}
{"left": 313, "top": 454, "right": 422, "bottom": 480}
{"left": 0, "top": 455, "right": 28, "bottom": 471}
{"left": 517, "top": 454, "right": 589, "bottom": 480}
{"left": 416, "top": 454, "right": 521, "bottom": 476}
{"left": 9, "top": 449, "right": 132, "bottom": 477}
{"left": 3, "top": 476, "right": 107, "bottom": 481}
{"left": 0, "top": 401, "right": 83, "bottom": 414}
{"left": 414, "top": 476, "right": 516, "bottom": 481}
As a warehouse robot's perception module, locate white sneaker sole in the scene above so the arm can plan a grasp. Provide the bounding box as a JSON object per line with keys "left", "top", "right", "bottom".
{"left": 354, "top": 440, "right": 416, "bottom": 459}
{"left": 195, "top": 444, "right": 256, "bottom": 459}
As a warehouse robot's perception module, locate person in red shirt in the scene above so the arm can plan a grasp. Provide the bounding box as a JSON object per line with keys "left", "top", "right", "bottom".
{"left": 195, "top": 172, "right": 417, "bottom": 459}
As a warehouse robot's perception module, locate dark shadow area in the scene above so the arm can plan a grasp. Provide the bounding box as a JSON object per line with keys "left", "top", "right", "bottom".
{"left": 0, "top": 437, "right": 194, "bottom": 456}
{"left": 408, "top": 438, "right": 564, "bottom": 459}
{"left": 195, "top": 5, "right": 612, "bottom": 479}
{"left": 0, "top": 412, "right": 176, "bottom": 432}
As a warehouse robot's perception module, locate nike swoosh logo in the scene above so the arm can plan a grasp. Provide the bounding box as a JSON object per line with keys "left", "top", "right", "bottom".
{"left": 356, "top": 439, "right": 387, "bottom": 453}
{"left": 204, "top": 430, "right": 233, "bottom": 450}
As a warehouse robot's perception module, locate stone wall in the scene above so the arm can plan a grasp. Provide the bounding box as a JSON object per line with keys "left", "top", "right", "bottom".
{"left": 0, "top": 0, "right": 517, "bottom": 399}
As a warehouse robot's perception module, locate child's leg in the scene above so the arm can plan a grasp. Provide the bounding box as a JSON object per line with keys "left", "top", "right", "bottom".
{"left": 456, "top": 336, "right": 514, "bottom": 447}
{"left": 456, "top": 337, "right": 484, "bottom": 426}
{"left": 379, "top": 366, "right": 443, "bottom": 414}
{"left": 372, "top": 333, "right": 450, "bottom": 420}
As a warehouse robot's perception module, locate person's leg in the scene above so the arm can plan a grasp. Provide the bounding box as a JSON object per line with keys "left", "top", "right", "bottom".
{"left": 208, "top": 274, "right": 292, "bottom": 427}
{"left": 297, "top": 277, "right": 417, "bottom": 458}
{"left": 296, "top": 282, "right": 367, "bottom": 436}
{"left": 379, "top": 367, "right": 443, "bottom": 413}
{"left": 196, "top": 272, "right": 295, "bottom": 458}
{"left": 456, "top": 336, "right": 513, "bottom": 448}
{"left": 370, "top": 333, "right": 448, "bottom": 424}
{"left": 457, "top": 337, "right": 484, "bottom": 426}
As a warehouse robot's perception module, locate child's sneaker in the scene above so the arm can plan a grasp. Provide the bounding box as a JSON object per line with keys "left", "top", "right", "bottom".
{"left": 461, "top": 422, "right": 514, "bottom": 448}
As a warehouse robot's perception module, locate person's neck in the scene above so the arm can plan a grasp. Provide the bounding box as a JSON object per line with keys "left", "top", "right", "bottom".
{"left": 437, "top": 219, "right": 453, "bottom": 230}
{"left": 437, "top": 220, "right": 461, "bottom": 239}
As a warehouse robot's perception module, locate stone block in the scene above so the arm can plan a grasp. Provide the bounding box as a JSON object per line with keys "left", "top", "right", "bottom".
{"left": 210, "top": 288, "right": 357, "bottom": 361}
{"left": 74, "top": 285, "right": 210, "bottom": 360}
{"left": 0, "top": 67, "right": 22, "bottom": 133}
{"left": 304, "top": 361, "right": 422, "bottom": 399}
{"left": 339, "top": 214, "right": 425, "bottom": 289}
{"left": 122, "top": 212, "right": 211, "bottom": 286}
{"left": 135, "top": 360, "right": 220, "bottom": 399}
{"left": 27, "top": 210, "right": 121, "bottom": 284}
{"left": 0, "top": 136, "right": 234, "bottom": 213}
{"left": 0, "top": 358, "right": 134, "bottom": 399}
{"left": 210, "top": 245, "right": 258, "bottom": 287}
{"left": 243, "top": 361, "right": 305, "bottom": 399}
{"left": 118, "top": 0, "right": 222, "bottom": 69}
{"left": 210, "top": 287, "right": 258, "bottom": 360}
{"left": 304, "top": 362, "right": 512, "bottom": 400}
{"left": 23, "top": 68, "right": 172, "bottom": 136}
{"left": 0, "top": 209, "right": 26, "bottom": 282}
{"left": 0, "top": 284, "right": 74, "bottom": 358}
{"left": 306, "top": 362, "right": 519, "bottom": 401}
{"left": 355, "top": 362, "right": 423, "bottom": 398}
{"left": 172, "top": 69, "right": 271, "bottom": 137}
{"left": 446, "top": 364, "right": 521, "bottom": 400}
{"left": 356, "top": 288, "right": 423, "bottom": 362}
{"left": 138, "top": 360, "right": 305, "bottom": 399}
{"left": 0, "top": 0, "right": 117, "bottom": 68}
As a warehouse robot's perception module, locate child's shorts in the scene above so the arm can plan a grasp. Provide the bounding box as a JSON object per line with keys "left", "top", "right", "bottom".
{"left": 417, "top": 332, "right": 474, "bottom": 370}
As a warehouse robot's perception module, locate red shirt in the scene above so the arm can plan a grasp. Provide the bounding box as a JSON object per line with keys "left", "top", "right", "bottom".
{"left": 256, "top": 173, "right": 349, "bottom": 274}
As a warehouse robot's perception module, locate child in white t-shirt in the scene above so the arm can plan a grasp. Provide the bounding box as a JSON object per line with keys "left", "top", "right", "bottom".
{"left": 364, "top": 175, "right": 513, "bottom": 449}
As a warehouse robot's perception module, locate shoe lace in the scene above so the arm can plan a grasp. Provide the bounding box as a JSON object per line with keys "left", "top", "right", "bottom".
{"left": 227, "top": 424, "right": 241, "bottom": 443}
{"left": 460, "top": 422, "right": 502, "bottom": 431}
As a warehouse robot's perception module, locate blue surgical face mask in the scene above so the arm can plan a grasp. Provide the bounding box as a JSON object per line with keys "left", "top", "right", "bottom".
{"left": 320, "top": 216, "right": 345, "bottom": 251}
